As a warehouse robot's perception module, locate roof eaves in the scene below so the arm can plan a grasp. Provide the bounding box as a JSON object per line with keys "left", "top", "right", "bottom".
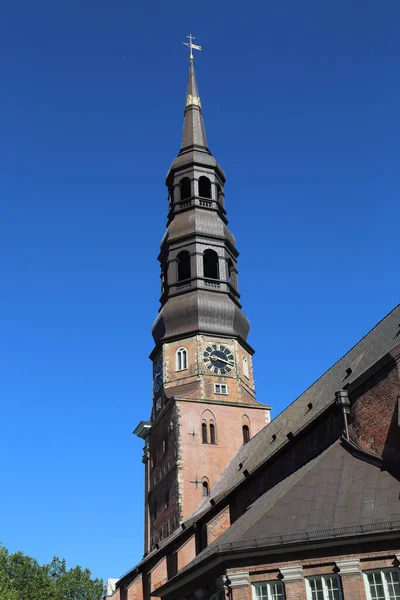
{"left": 153, "top": 520, "right": 400, "bottom": 597}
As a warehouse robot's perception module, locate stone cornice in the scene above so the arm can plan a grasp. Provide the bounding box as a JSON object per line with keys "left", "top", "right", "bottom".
{"left": 336, "top": 558, "right": 361, "bottom": 576}
{"left": 280, "top": 566, "right": 303, "bottom": 582}
{"left": 226, "top": 572, "right": 250, "bottom": 588}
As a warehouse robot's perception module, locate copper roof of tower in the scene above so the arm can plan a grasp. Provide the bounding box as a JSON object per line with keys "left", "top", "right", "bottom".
{"left": 181, "top": 59, "right": 208, "bottom": 151}
{"left": 153, "top": 50, "right": 249, "bottom": 348}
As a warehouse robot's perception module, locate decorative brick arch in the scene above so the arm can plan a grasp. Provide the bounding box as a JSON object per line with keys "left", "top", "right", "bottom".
{"left": 201, "top": 409, "right": 217, "bottom": 444}
{"left": 241, "top": 414, "right": 251, "bottom": 444}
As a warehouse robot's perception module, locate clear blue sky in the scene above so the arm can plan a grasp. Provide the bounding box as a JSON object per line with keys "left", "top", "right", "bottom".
{"left": 1, "top": 0, "right": 399, "bottom": 583}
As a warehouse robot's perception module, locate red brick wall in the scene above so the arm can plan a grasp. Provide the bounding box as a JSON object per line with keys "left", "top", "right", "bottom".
{"left": 207, "top": 505, "right": 231, "bottom": 544}
{"left": 150, "top": 558, "right": 167, "bottom": 593}
{"left": 178, "top": 398, "right": 268, "bottom": 519}
{"left": 177, "top": 535, "right": 196, "bottom": 571}
{"left": 127, "top": 576, "right": 143, "bottom": 600}
{"left": 148, "top": 402, "right": 180, "bottom": 548}
{"left": 148, "top": 334, "right": 270, "bottom": 549}
{"left": 340, "top": 575, "right": 367, "bottom": 600}
{"left": 284, "top": 581, "right": 307, "bottom": 600}
{"left": 350, "top": 357, "right": 400, "bottom": 463}
{"left": 230, "top": 587, "right": 252, "bottom": 600}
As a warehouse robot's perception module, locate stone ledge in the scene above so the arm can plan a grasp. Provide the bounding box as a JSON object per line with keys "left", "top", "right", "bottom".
{"left": 280, "top": 566, "right": 303, "bottom": 582}
{"left": 227, "top": 572, "right": 250, "bottom": 588}
{"left": 336, "top": 559, "right": 361, "bottom": 576}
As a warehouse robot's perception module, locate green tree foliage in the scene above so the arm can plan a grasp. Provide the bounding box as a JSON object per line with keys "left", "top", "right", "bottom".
{"left": 0, "top": 544, "right": 104, "bottom": 600}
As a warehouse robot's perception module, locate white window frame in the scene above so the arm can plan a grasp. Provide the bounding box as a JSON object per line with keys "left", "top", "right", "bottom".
{"left": 242, "top": 354, "right": 250, "bottom": 378}
{"left": 305, "top": 575, "right": 343, "bottom": 600}
{"left": 253, "top": 581, "right": 285, "bottom": 600}
{"left": 175, "top": 347, "right": 188, "bottom": 371}
{"left": 364, "top": 568, "right": 400, "bottom": 600}
{"left": 214, "top": 383, "right": 228, "bottom": 395}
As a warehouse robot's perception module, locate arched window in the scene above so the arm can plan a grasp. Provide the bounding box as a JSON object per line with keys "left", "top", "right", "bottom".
{"left": 201, "top": 422, "right": 208, "bottom": 444}
{"left": 180, "top": 177, "right": 191, "bottom": 200}
{"left": 242, "top": 424, "right": 250, "bottom": 444}
{"left": 216, "top": 183, "right": 223, "bottom": 204}
{"left": 175, "top": 347, "right": 188, "bottom": 371}
{"left": 161, "top": 264, "right": 168, "bottom": 295}
{"left": 242, "top": 355, "right": 249, "bottom": 379}
{"left": 202, "top": 481, "right": 209, "bottom": 496}
{"left": 168, "top": 186, "right": 174, "bottom": 208}
{"left": 203, "top": 249, "right": 219, "bottom": 279}
{"left": 198, "top": 176, "right": 212, "bottom": 199}
{"left": 209, "top": 422, "right": 216, "bottom": 445}
{"left": 177, "top": 251, "right": 191, "bottom": 281}
{"left": 227, "top": 259, "right": 234, "bottom": 285}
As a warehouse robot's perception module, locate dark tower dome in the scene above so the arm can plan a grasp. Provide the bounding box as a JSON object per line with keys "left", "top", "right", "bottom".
{"left": 152, "top": 55, "right": 251, "bottom": 349}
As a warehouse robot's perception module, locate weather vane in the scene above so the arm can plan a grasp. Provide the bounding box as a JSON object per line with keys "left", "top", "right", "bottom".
{"left": 183, "top": 34, "right": 202, "bottom": 61}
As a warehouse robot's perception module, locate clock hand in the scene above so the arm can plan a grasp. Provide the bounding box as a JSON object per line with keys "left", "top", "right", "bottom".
{"left": 210, "top": 354, "right": 234, "bottom": 366}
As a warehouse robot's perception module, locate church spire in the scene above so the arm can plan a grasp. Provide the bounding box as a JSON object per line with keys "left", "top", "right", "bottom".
{"left": 181, "top": 58, "right": 208, "bottom": 151}
{"left": 152, "top": 39, "right": 251, "bottom": 349}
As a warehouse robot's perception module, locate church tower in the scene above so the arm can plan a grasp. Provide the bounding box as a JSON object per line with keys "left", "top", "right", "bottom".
{"left": 135, "top": 45, "right": 270, "bottom": 554}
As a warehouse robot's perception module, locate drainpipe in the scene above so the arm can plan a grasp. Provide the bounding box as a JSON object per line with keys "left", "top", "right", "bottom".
{"left": 335, "top": 390, "right": 351, "bottom": 440}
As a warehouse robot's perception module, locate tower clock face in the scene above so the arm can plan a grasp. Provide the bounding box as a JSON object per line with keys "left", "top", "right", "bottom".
{"left": 203, "top": 344, "right": 235, "bottom": 375}
{"left": 153, "top": 354, "right": 163, "bottom": 393}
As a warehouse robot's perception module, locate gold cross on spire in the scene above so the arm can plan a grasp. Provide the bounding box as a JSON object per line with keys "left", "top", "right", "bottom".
{"left": 183, "top": 34, "right": 202, "bottom": 61}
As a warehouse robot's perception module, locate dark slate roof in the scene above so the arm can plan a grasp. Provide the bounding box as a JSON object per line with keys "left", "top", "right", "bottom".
{"left": 188, "top": 304, "right": 400, "bottom": 519}
{"left": 206, "top": 440, "right": 400, "bottom": 550}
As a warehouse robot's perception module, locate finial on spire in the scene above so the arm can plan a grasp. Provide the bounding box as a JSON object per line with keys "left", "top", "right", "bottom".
{"left": 183, "top": 34, "right": 202, "bottom": 61}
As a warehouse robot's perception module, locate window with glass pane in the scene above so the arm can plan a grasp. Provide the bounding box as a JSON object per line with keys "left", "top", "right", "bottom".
{"left": 365, "top": 570, "right": 400, "bottom": 600}
{"left": 306, "top": 576, "right": 341, "bottom": 600}
{"left": 254, "top": 581, "right": 285, "bottom": 600}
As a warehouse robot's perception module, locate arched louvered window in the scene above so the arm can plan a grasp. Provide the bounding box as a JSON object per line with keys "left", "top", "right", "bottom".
{"left": 203, "top": 249, "right": 219, "bottom": 279}
{"left": 216, "top": 183, "right": 223, "bottom": 204}
{"left": 180, "top": 177, "right": 191, "bottom": 200}
{"left": 242, "top": 424, "right": 250, "bottom": 444}
{"left": 202, "top": 480, "right": 209, "bottom": 496}
{"left": 227, "top": 259, "right": 234, "bottom": 285}
{"left": 201, "top": 422, "right": 208, "bottom": 444}
{"left": 175, "top": 347, "right": 188, "bottom": 371}
{"left": 177, "top": 251, "right": 191, "bottom": 281}
{"left": 209, "top": 422, "right": 216, "bottom": 445}
{"left": 198, "top": 176, "right": 212, "bottom": 199}
{"left": 242, "top": 354, "right": 249, "bottom": 379}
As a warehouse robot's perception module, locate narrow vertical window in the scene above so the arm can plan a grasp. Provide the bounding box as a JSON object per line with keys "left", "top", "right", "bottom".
{"left": 242, "top": 424, "right": 250, "bottom": 444}
{"left": 242, "top": 355, "right": 249, "bottom": 379}
{"left": 202, "top": 481, "right": 209, "bottom": 496}
{"left": 227, "top": 259, "right": 233, "bottom": 284}
{"left": 203, "top": 249, "right": 219, "bottom": 279}
{"left": 201, "top": 422, "right": 208, "bottom": 444}
{"left": 209, "top": 423, "right": 216, "bottom": 444}
{"left": 175, "top": 347, "right": 188, "bottom": 371}
{"left": 177, "top": 251, "right": 191, "bottom": 281}
{"left": 180, "top": 177, "right": 191, "bottom": 200}
{"left": 198, "top": 176, "right": 212, "bottom": 199}
{"left": 164, "top": 490, "right": 169, "bottom": 509}
{"left": 216, "top": 183, "right": 223, "bottom": 204}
